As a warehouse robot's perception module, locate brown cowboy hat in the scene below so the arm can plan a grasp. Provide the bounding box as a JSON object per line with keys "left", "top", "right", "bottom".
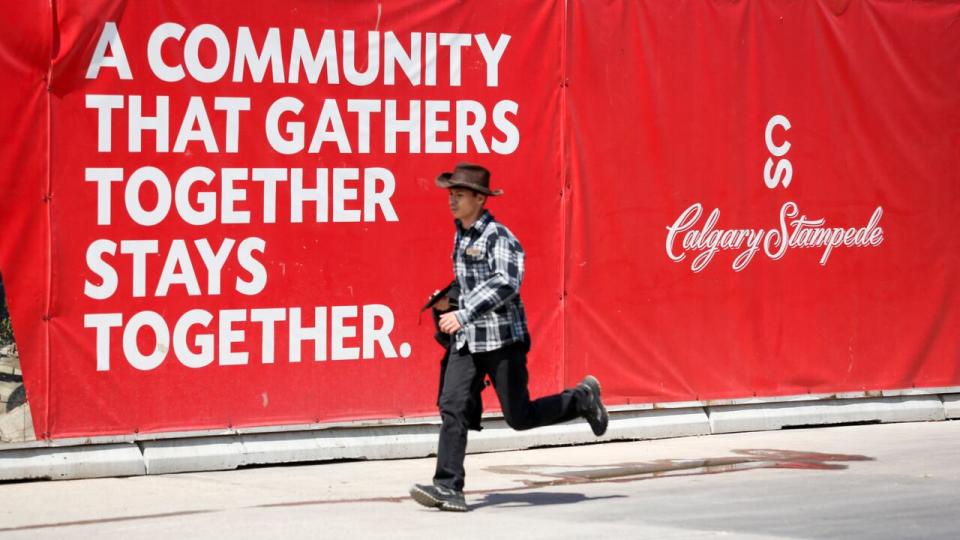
{"left": 436, "top": 163, "right": 503, "bottom": 196}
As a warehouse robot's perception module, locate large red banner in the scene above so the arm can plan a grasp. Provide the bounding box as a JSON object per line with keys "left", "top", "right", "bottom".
{"left": 564, "top": 0, "right": 960, "bottom": 402}
{"left": 0, "top": 1, "right": 957, "bottom": 440}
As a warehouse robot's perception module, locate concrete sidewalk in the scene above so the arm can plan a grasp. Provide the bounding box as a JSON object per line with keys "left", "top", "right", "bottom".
{"left": 0, "top": 420, "right": 957, "bottom": 539}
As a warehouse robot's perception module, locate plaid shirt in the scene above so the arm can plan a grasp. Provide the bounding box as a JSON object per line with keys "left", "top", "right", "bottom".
{"left": 451, "top": 210, "right": 529, "bottom": 352}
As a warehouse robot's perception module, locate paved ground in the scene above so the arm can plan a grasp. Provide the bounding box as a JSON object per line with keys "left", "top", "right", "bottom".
{"left": 0, "top": 420, "right": 957, "bottom": 539}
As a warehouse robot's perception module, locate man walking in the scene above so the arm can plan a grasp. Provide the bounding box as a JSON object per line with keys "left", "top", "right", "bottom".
{"left": 410, "top": 163, "right": 609, "bottom": 512}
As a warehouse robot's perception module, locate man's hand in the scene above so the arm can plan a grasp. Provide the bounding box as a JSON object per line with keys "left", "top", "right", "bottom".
{"left": 439, "top": 311, "right": 463, "bottom": 334}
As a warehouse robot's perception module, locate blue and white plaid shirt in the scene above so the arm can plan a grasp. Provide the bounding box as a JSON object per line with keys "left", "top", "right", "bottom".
{"left": 451, "top": 210, "right": 529, "bottom": 352}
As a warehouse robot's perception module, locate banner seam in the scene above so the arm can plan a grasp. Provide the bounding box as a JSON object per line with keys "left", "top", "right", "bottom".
{"left": 42, "top": 0, "right": 58, "bottom": 440}
{"left": 559, "top": 0, "right": 570, "bottom": 390}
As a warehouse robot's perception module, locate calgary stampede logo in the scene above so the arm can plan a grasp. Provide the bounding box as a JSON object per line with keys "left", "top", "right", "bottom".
{"left": 665, "top": 115, "right": 884, "bottom": 272}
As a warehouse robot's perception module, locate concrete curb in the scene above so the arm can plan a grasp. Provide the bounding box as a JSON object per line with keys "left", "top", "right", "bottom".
{"left": 142, "top": 436, "right": 243, "bottom": 475}
{"left": 707, "top": 395, "right": 946, "bottom": 434}
{"left": 942, "top": 394, "right": 960, "bottom": 420}
{"left": 1, "top": 393, "right": 957, "bottom": 481}
{"left": 0, "top": 443, "right": 145, "bottom": 481}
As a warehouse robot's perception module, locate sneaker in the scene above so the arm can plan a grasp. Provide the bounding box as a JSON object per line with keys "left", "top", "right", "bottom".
{"left": 409, "top": 483, "right": 469, "bottom": 512}
{"left": 577, "top": 375, "right": 609, "bottom": 436}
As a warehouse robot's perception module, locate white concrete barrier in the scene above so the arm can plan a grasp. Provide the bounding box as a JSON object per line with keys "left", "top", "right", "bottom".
{"left": 707, "top": 396, "right": 945, "bottom": 434}
{"left": 943, "top": 394, "right": 960, "bottom": 419}
{"left": 0, "top": 391, "right": 955, "bottom": 481}
{"left": 0, "top": 443, "right": 144, "bottom": 481}
{"left": 141, "top": 436, "right": 243, "bottom": 475}
{"left": 237, "top": 424, "right": 441, "bottom": 465}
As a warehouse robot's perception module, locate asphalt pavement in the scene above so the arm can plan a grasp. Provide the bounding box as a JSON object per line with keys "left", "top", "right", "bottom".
{"left": 0, "top": 420, "right": 957, "bottom": 539}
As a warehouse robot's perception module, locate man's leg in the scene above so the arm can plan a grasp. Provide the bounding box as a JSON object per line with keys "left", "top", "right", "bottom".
{"left": 432, "top": 345, "right": 483, "bottom": 491}
{"left": 478, "top": 341, "right": 584, "bottom": 431}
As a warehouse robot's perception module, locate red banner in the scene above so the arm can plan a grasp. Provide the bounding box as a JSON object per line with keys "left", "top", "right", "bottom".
{"left": 564, "top": 1, "right": 960, "bottom": 401}
{"left": 0, "top": 1, "right": 957, "bottom": 440}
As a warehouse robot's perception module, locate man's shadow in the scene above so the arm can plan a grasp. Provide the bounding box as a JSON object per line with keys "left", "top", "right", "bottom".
{"left": 469, "top": 491, "right": 625, "bottom": 510}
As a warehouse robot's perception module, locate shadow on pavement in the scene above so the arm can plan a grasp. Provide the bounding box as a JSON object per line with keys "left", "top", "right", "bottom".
{"left": 469, "top": 491, "right": 625, "bottom": 510}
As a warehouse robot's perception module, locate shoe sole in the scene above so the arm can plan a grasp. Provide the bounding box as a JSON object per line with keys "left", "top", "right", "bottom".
{"left": 410, "top": 485, "right": 441, "bottom": 508}
{"left": 593, "top": 400, "right": 609, "bottom": 436}
{"left": 409, "top": 485, "right": 468, "bottom": 512}
{"left": 583, "top": 375, "right": 609, "bottom": 437}
{"left": 439, "top": 501, "right": 469, "bottom": 512}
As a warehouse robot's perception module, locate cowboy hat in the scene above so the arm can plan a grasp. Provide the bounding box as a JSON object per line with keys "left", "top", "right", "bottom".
{"left": 436, "top": 163, "right": 503, "bottom": 196}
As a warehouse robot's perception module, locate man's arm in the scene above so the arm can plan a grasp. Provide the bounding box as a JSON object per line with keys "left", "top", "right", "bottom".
{"left": 454, "top": 235, "right": 524, "bottom": 326}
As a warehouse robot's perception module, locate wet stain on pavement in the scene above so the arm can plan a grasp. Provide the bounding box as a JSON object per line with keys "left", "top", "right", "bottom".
{"left": 483, "top": 449, "right": 874, "bottom": 488}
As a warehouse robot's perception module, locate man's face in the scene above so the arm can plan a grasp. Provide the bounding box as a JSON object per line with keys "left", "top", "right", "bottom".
{"left": 448, "top": 187, "right": 485, "bottom": 221}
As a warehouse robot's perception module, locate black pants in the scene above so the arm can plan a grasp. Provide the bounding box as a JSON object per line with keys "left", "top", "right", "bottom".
{"left": 433, "top": 340, "right": 586, "bottom": 491}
